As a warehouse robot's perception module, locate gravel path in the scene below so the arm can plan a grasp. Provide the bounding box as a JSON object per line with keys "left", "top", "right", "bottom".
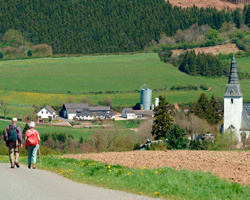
{"left": 0, "top": 163, "right": 161, "bottom": 200}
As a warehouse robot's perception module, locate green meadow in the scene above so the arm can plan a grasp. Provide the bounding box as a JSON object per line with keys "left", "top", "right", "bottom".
{"left": 0, "top": 155, "right": 248, "bottom": 200}
{"left": 0, "top": 121, "right": 94, "bottom": 140}
{"left": 1, "top": 53, "right": 250, "bottom": 107}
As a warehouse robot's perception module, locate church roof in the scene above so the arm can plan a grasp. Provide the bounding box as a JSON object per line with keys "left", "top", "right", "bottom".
{"left": 224, "top": 56, "right": 243, "bottom": 97}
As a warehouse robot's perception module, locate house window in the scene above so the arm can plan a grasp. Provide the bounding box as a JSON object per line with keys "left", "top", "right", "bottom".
{"left": 46, "top": 111, "right": 48, "bottom": 114}
{"left": 41, "top": 111, "right": 43, "bottom": 114}
{"left": 231, "top": 99, "right": 233, "bottom": 104}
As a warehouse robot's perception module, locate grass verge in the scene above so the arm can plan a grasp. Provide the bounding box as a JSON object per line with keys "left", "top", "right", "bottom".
{"left": 1, "top": 155, "right": 248, "bottom": 200}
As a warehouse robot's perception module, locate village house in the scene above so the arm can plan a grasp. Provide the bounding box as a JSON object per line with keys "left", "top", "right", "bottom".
{"left": 61, "top": 103, "right": 114, "bottom": 120}
{"left": 37, "top": 105, "right": 56, "bottom": 119}
{"left": 122, "top": 108, "right": 154, "bottom": 119}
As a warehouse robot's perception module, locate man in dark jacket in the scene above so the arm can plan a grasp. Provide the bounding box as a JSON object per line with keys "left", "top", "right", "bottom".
{"left": 4, "top": 118, "right": 23, "bottom": 168}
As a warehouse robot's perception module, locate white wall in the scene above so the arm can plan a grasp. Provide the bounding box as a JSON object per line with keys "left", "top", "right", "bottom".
{"left": 68, "top": 113, "right": 76, "bottom": 120}
{"left": 37, "top": 108, "right": 54, "bottom": 119}
{"left": 224, "top": 96, "right": 243, "bottom": 141}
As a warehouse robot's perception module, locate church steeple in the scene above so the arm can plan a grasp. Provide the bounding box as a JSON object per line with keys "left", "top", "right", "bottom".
{"left": 224, "top": 56, "right": 243, "bottom": 97}
{"left": 228, "top": 56, "right": 239, "bottom": 84}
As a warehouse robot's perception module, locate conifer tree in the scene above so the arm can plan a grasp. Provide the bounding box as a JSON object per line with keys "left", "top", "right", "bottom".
{"left": 166, "top": 124, "right": 189, "bottom": 149}
{"left": 151, "top": 95, "right": 173, "bottom": 140}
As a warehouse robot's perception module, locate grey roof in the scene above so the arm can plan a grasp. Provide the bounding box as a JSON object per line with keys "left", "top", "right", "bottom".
{"left": 76, "top": 111, "right": 92, "bottom": 116}
{"left": 44, "top": 105, "right": 56, "bottom": 114}
{"left": 64, "top": 103, "right": 89, "bottom": 109}
{"left": 124, "top": 108, "right": 135, "bottom": 113}
{"left": 224, "top": 56, "right": 243, "bottom": 97}
{"left": 89, "top": 107, "right": 111, "bottom": 111}
{"left": 240, "top": 104, "right": 250, "bottom": 130}
{"left": 67, "top": 109, "right": 78, "bottom": 114}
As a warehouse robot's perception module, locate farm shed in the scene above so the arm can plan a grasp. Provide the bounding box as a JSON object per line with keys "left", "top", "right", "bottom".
{"left": 122, "top": 108, "right": 136, "bottom": 119}
{"left": 61, "top": 103, "right": 89, "bottom": 119}
{"left": 37, "top": 105, "right": 56, "bottom": 119}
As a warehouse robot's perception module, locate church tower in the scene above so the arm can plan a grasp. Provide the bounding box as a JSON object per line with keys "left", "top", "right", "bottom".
{"left": 224, "top": 56, "right": 243, "bottom": 141}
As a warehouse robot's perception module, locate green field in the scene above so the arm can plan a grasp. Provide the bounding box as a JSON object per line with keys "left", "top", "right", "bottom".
{"left": 0, "top": 121, "right": 94, "bottom": 140}
{"left": 1, "top": 53, "right": 250, "bottom": 107}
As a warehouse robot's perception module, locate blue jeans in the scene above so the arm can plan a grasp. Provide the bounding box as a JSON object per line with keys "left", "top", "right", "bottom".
{"left": 27, "top": 145, "right": 39, "bottom": 166}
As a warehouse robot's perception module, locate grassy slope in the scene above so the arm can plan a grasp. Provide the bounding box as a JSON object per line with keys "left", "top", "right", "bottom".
{"left": 1, "top": 53, "right": 250, "bottom": 107}
{"left": 1, "top": 155, "right": 248, "bottom": 200}
{"left": 0, "top": 121, "right": 94, "bottom": 140}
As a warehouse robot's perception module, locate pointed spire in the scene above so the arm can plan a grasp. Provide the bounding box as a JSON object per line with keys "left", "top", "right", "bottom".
{"left": 228, "top": 56, "right": 239, "bottom": 84}
{"left": 224, "top": 56, "right": 243, "bottom": 97}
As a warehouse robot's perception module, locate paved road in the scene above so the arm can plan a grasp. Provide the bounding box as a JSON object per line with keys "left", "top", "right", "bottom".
{"left": 0, "top": 163, "right": 161, "bottom": 200}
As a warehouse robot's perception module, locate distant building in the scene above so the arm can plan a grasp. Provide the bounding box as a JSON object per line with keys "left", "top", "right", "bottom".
{"left": 122, "top": 108, "right": 154, "bottom": 119}
{"left": 37, "top": 105, "right": 56, "bottom": 119}
{"left": 223, "top": 57, "right": 250, "bottom": 142}
{"left": 122, "top": 108, "right": 136, "bottom": 119}
{"left": 61, "top": 103, "right": 114, "bottom": 120}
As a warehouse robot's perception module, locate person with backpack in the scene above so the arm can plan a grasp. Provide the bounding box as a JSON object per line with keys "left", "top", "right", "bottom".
{"left": 25, "top": 121, "right": 40, "bottom": 169}
{"left": 4, "top": 118, "right": 23, "bottom": 168}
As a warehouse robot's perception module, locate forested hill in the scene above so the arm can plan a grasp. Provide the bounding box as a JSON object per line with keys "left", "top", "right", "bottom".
{"left": 0, "top": 0, "right": 238, "bottom": 54}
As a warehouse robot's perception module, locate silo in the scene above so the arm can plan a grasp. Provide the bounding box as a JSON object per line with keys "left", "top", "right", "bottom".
{"left": 155, "top": 98, "right": 159, "bottom": 107}
{"left": 140, "top": 85, "right": 152, "bottom": 110}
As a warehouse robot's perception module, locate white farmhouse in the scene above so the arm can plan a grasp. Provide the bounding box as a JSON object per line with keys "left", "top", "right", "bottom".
{"left": 37, "top": 105, "right": 56, "bottom": 119}
{"left": 224, "top": 56, "right": 250, "bottom": 142}
{"left": 122, "top": 108, "right": 136, "bottom": 119}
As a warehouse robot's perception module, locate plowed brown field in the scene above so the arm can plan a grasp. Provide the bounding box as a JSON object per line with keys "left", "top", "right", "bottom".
{"left": 66, "top": 150, "right": 250, "bottom": 185}
{"left": 167, "top": 0, "right": 248, "bottom": 10}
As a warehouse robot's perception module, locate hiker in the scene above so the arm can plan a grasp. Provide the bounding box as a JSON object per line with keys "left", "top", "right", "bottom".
{"left": 25, "top": 121, "right": 40, "bottom": 169}
{"left": 4, "top": 118, "right": 23, "bottom": 168}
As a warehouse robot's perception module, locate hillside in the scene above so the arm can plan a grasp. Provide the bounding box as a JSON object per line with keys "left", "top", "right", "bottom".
{"left": 168, "top": 0, "right": 248, "bottom": 10}
{"left": 0, "top": 0, "right": 237, "bottom": 54}
{"left": 1, "top": 53, "right": 250, "bottom": 107}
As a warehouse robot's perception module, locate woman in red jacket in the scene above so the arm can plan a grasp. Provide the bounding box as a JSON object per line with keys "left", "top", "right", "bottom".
{"left": 25, "top": 121, "right": 40, "bottom": 169}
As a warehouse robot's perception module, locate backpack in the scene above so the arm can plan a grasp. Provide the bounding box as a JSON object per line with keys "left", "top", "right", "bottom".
{"left": 8, "top": 125, "right": 18, "bottom": 141}
{"left": 26, "top": 130, "right": 37, "bottom": 146}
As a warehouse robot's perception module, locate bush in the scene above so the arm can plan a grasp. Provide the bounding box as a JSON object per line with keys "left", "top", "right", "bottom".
{"left": 210, "top": 131, "right": 238, "bottom": 150}
{"left": 33, "top": 44, "right": 52, "bottom": 53}
{"left": 27, "top": 50, "right": 32, "bottom": 57}
{"left": 4, "top": 46, "right": 17, "bottom": 55}
{"left": 0, "top": 52, "right": 3, "bottom": 59}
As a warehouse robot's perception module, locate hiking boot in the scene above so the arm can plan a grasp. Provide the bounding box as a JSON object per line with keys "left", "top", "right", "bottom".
{"left": 28, "top": 165, "right": 31, "bottom": 169}
{"left": 15, "top": 162, "right": 20, "bottom": 168}
{"left": 10, "top": 165, "right": 14, "bottom": 168}
{"left": 32, "top": 164, "right": 36, "bottom": 169}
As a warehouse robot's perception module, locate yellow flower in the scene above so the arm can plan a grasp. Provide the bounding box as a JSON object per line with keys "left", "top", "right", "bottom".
{"left": 100, "top": 178, "right": 103, "bottom": 181}
{"left": 116, "top": 170, "right": 118, "bottom": 172}
{"left": 82, "top": 173, "right": 84, "bottom": 175}
{"left": 155, "top": 171, "right": 158, "bottom": 173}
{"left": 141, "top": 172, "right": 144, "bottom": 175}
{"left": 90, "top": 177, "right": 92, "bottom": 180}
{"left": 159, "top": 169, "right": 162, "bottom": 171}
{"left": 109, "top": 169, "right": 112, "bottom": 171}
{"left": 155, "top": 192, "right": 159, "bottom": 195}
{"left": 71, "top": 170, "right": 73, "bottom": 172}
{"left": 107, "top": 179, "right": 109, "bottom": 181}
{"left": 139, "top": 192, "right": 142, "bottom": 194}
{"left": 108, "top": 166, "right": 111, "bottom": 168}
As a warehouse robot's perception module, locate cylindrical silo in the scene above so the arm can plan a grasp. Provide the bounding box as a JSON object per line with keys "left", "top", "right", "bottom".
{"left": 140, "top": 85, "right": 152, "bottom": 110}
{"left": 155, "top": 98, "right": 159, "bottom": 107}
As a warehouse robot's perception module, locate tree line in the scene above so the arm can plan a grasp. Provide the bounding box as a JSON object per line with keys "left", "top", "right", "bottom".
{"left": 0, "top": 0, "right": 241, "bottom": 54}
{"left": 178, "top": 50, "right": 230, "bottom": 77}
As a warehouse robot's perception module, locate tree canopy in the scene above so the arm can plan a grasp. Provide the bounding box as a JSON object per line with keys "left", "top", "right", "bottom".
{"left": 0, "top": 0, "right": 237, "bottom": 54}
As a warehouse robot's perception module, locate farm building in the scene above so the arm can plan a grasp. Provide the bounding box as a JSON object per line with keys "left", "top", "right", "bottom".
{"left": 223, "top": 56, "right": 250, "bottom": 142}
{"left": 122, "top": 108, "right": 154, "bottom": 119}
{"left": 122, "top": 108, "right": 136, "bottom": 119}
{"left": 61, "top": 103, "right": 114, "bottom": 120}
{"left": 37, "top": 105, "right": 56, "bottom": 119}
